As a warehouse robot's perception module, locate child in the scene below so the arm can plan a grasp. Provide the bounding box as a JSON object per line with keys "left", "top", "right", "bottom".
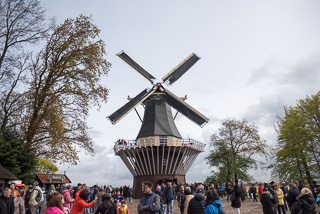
{"left": 118, "top": 201, "right": 129, "bottom": 214}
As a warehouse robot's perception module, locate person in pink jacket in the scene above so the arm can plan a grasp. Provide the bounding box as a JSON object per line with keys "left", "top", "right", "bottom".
{"left": 44, "top": 192, "right": 66, "bottom": 214}
{"left": 62, "top": 185, "right": 74, "bottom": 210}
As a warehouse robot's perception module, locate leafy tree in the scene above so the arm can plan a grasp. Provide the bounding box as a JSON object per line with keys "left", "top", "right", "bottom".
{"left": 0, "top": 1, "right": 111, "bottom": 165}
{"left": 20, "top": 15, "right": 111, "bottom": 165}
{"left": 275, "top": 93, "right": 320, "bottom": 186}
{"left": 0, "top": 0, "right": 53, "bottom": 131}
{"left": 0, "top": 129, "right": 37, "bottom": 184}
{"left": 206, "top": 118, "right": 267, "bottom": 184}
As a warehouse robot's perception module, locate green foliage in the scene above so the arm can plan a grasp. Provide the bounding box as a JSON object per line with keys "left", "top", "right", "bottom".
{"left": 0, "top": 129, "right": 37, "bottom": 184}
{"left": 206, "top": 118, "right": 267, "bottom": 184}
{"left": 0, "top": 6, "right": 111, "bottom": 165}
{"left": 36, "top": 158, "right": 58, "bottom": 173}
{"left": 275, "top": 92, "right": 320, "bottom": 185}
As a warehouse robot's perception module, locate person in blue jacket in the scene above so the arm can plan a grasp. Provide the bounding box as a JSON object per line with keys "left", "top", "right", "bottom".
{"left": 205, "top": 189, "right": 223, "bottom": 214}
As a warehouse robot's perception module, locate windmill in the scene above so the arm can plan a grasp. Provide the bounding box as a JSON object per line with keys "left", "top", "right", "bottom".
{"left": 107, "top": 51, "right": 209, "bottom": 198}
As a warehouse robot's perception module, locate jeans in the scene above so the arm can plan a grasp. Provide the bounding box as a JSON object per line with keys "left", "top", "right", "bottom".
{"left": 167, "top": 200, "right": 174, "bottom": 214}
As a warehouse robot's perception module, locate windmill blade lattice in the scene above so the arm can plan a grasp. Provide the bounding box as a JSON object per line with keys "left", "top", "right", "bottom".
{"left": 107, "top": 88, "right": 156, "bottom": 124}
{"left": 117, "top": 51, "right": 156, "bottom": 84}
{"left": 163, "top": 89, "right": 209, "bottom": 127}
{"left": 162, "top": 53, "right": 200, "bottom": 85}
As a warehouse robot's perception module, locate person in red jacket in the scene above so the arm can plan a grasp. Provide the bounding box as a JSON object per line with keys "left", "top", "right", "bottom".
{"left": 258, "top": 183, "right": 264, "bottom": 196}
{"left": 70, "top": 188, "right": 97, "bottom": 214}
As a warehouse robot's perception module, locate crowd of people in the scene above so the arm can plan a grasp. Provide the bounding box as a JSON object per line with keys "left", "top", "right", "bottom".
{"left": 0, "top": 180, "right": 319, "bottom": 214}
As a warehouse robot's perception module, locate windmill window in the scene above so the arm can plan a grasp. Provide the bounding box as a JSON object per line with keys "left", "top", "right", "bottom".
{"left": 160, "top": 136, "right": 167, "bottom": 146}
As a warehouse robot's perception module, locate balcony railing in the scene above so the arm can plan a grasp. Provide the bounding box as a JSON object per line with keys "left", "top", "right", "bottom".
{"left": 114, "top": 137, "right": 206, "bottom": 154}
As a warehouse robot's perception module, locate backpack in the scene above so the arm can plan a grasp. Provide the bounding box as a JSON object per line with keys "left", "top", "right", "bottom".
{"left": 219, "top": 207, "right": 226, "bottom": 214}
{"left": 35, "top": 189, "right": 45, "bottom": 205}
{"left": 158, "top": 202, "right": 165, "bottom": 214}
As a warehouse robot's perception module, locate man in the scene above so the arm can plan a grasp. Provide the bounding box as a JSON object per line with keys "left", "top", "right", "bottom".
{"left": 187, "top": 188, "right": 206, "bottom": 214}
{"left": 73, "top": 183, "right": 82, "bottom": 198}
{"left": 28, "top": 181, "right": 41, "bottom": 214}
{"left": 286, "top": 183, "right": 300, "bottom": 210}
{"left": 250, "top": 184, "right": 257, "bottom": 202}
{"left": 177, "top": 185, "right": 185, "bottom": 214}
{"left": 260, "top": 187, "right": 276, "bottom": 214}
{"left": 9, "top": 182, "right": 17, "bottom": 191}
{"left": 25, "top": 185, "right": 33, "bottom": 214}
{"left": 225, "top": 182, "right": 232, "bottom": 202}
{"left": 0, "top": 187, "right": 14, "bottom": 214}
{"left": 280, "top": 182, "right": 289, "bottom": 211}
{"left": 269, "top": 181, "right": 279, "bottom": 213}
{"left": 137, "top": 182, "right": 160, "bottom": 214}
{"left": 164, "top": 182, "right": 176, "bottom": 214}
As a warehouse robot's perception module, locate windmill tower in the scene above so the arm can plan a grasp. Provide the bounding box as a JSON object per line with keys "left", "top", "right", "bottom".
{"left": 107, "top": 51, "right": 209, "bottom": 198}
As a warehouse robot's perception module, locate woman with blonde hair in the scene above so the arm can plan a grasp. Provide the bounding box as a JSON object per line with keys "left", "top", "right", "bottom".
{"left": 274, "top": 183, "right": 285, "bottom": 214}
{"left": 12, "top": 189, "right": 25, "bottom": 214}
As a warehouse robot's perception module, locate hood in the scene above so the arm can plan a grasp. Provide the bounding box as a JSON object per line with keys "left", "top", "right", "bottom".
{"left": 299, "top": 194, "right": 315, "bottom": 204}
{"left": 212, "top": 200, "right": 222, "bottom": 207}
{"left": 45, "top": 207, "right": 63, "bottom": 214}
{"left": 194, "top": 193, "right": 205, "bottom": 201}
{"left": 62, "top": 189, "right": 68, "bottom": 194}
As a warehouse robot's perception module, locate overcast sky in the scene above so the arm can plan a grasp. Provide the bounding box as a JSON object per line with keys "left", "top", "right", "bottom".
{"left": 41, "top": 0, "right": 320, "bottom": 187}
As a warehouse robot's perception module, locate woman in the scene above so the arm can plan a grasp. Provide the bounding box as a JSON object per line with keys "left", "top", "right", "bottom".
{"left": 230, "top": 184, "right": 241, "bottom": 214}
{"left": 12, "top": 189, "right": 25, "bottom": 214}
{"left": 62, "top": 185, "right": 74, "bottom": 210}
{"left": 47, "top": 185, "right": 56, "bottom": 197}
{"left": 70, "top": 188, "right": 97, "bottom": 214}
{"left": 43, "top": 192, "right": 65, "bottom": 214}
{"left": 183, "top": 187, "right": 194, "bottom": 214}
{"left": 291, "top": 187, "right": 316, "bottom": 214}
{"left": 274, "top": 183, "right": 285, "bottom": 214}
{"left": 205, "top": 189, "right": 223, "bottom": 214}
{"left": 95, "top": 193, "right": 117, "bottom": 214}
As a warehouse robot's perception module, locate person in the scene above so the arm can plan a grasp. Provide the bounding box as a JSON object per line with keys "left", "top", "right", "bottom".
{"left": 240, "top": 183, "right": 246, "bottom": 201}
{"left": 47, "top": 185, "right": 56, "bottom": 198}
{"left": 9, "top": 182, "right": 18, "bottom": 192}
{"left": 280, "top": 182, "right": 289, "bottom": 211}
{"left": 73, "top": 183, "right": 82, "bottom": 199}
{"left": 286, "top": 183, "right": 300, "bottom": 210}
{"left": 70, "top": 187, "right": 97, "bottom": 214}
{"left": 258, "top": 183, "right": 264, "bottom": 197}
{"left": 164, "top": 182, "right": 175, "bottom": 214}
{"left": 25, "top": 185, "right": 33, "bottom": 214}
{"left": 117, "top": 201, "right": 129, "bottom": 214}
{"left": 94, "top": 193, "right": 117, "bottom": 214}
{"left": 291, "top": 187, "right": 316, "bottom": 214}
{"left": 12, "top": 189, "right": 25, "bottom": 214}
{"left": 260, "top": 187, "right": 276, "bottom": 214}
{"left": 205, "top": 189, "right": 223, "bottom": 214}
{"left": 187, "top": 188, "right": 206, "bottom": 214}
{"left": 249, "top": 184, "right": 257, "bottom": 202}
{"left": 177, "top": 185, "right": 185, "bottom": 214}
{"left": 127, "top": 187, "right": 133, "bottom": 203}
{"left": 155, "top": 186, "right": 166, "bottom": 203}
{"left": 28, "top": 181, "right": 42, "bottom": 214}
{"left": 43, "top": 192, "right": 66, "bottom": 214}
{"left": 316, "top": 193, "right": 320, "bottom": 207}
{"left": 269, "top": 181, "right": 279, "bottom": 212}
{"left": 62, "top": 185, "right": 74, "bottom": 210}
{"left": 183, "top": 187, "right": 194, "bottom": 214}
{"left": 0, "top": 187, "right": 14, "bottom": 214}
{"left": 137, "top": 182, "right": 160, "bottom": 214}
{"left": 225, "top": 182, "right": 232, "bottom": 202}
{"left": 274, "top": 183, "right": 285, "bottom": 214}
{"left": 230, "top": 184, "right": 241, "bottom": 214}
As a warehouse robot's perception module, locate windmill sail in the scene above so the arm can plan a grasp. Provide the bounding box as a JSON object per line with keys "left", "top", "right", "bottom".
{"left": 117, "top": 51, "right": 156, "bottom": 83}
{"left": 163, "top": 89, "right": 209, "bottom": 127}
{"left": 107, "top": 88, "right": 156, "bottom": 124}
{"left": 162, "top": 53, "right": 200, "bottom": 85}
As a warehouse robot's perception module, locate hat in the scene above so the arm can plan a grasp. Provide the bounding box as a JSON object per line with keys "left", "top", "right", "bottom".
{"left": 270, "top": 181, "right": 275, "bottom": 184}
{"left": 197, "top": 188, "right": 205, "bottom": 193}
